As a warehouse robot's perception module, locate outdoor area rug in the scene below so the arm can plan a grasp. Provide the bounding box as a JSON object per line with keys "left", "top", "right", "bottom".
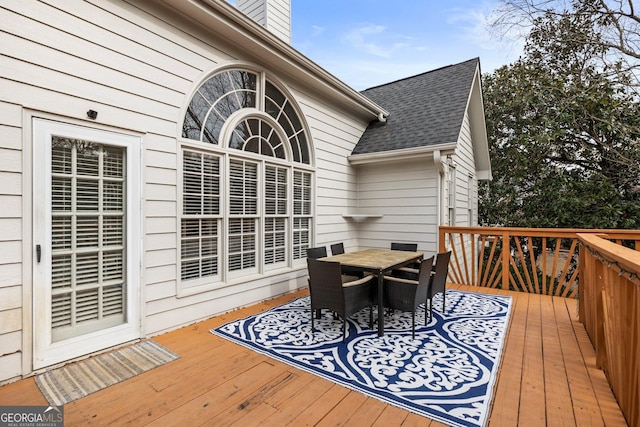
{"left": 35, "top": 340, "right": 179, "bottom": 405}
{"left": 211, "top": 289, "right": 512, "bottom": 427}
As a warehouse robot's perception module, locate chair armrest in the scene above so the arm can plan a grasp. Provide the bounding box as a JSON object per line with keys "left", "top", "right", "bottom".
{"left": 342, "top": 274, "right": 374, "bottom": 287}
{"left": 382, "top": 275, "right": 418, "bottom": 285}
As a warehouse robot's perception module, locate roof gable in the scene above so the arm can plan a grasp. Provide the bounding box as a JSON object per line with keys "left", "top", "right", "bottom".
{"left": 354, "top": 58, "right": 482, "bottom": 156}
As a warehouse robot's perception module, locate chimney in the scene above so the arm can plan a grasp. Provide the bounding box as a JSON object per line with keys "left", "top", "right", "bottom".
{"left": 236, "top": 0, "right": 291, "bottom": 44}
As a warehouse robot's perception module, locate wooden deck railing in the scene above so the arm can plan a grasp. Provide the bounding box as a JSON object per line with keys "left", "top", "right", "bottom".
{"left": 578, "top": 233, "right": 639, "bottom": 427}
{"left": 438, "top": 226, "right": 640, "bottom": 298}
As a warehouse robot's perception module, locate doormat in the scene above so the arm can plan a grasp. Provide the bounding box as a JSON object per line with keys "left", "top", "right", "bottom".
{"left": 211, "top": 290, "right": 512, "bottom": 427}
{"left": 35, "top": 340, "right": 179, "bottom": 405}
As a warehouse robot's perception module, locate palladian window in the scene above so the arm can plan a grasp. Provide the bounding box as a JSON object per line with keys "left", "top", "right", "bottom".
{"left": 179, "top": 68, "right": 312, "bottom": 293}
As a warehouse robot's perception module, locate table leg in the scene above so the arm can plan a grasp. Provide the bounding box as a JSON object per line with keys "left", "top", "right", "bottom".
{"left": 377, "top": 272, "right": 384, "bottom": 336}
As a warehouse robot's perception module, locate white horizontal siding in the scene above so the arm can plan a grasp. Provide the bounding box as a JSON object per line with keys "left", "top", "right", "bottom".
{"left": 0, "top": 308, "right": 21, "bottom": 336}
{"left": 237, "top": 0, "right": 266, "bottom": 21}
{"left": 0, "top": 352, "right": 22, "bottom": 384}
{"left": 0, "top": 219, "right": 21, "bottom": 241}
{"left": 145, "top": 249, "right": 177, "bottom": 269}
{"left": 145, "top": 270, "right": 306, "bottom": 335}
{"left": 0, "top": 264, "right": 21, "bottom": 288}
{"left": 297, "top": 94, "right": 366, "bottom": 251}
{"left": 265, "top": 0, "right": 291, "bottom": 43}
{"left": 0, "top": 100, "right": 23, "bottom": 383}
{"left": 453, "top": 111, "right": 478, "bottom": 227}
{"left": 0, "top": 331, "right": 21, "bottom": 357}
{"left": 355, "top": 160, "right": 440, "bottom": 254}
{"left": 0, "top": 125, "right": 21, "bottom": 150}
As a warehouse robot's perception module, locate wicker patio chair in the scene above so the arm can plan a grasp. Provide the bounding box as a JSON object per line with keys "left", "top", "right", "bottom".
{"left": 307, "top": 258, "right": 374, "bottom": 341}
{"left": 330, "top": 242, "right": 345, "bottom": 255}
{"left": 306, "top": 246, "right": 327, "bottom": 259}
{"left": 330, "top": 242, "right": 364, "bottom": 279}
{"left": 390, "top": 242, "right": 418, "bottom": 251}
{"left": 427, "top": 251, "right": 451, "bottom": 321}
{"left": 390, "top": 242, "right": 419, "bottom": 276}
{"left": 383, "top": 256, "right": 435, "bottom": 338}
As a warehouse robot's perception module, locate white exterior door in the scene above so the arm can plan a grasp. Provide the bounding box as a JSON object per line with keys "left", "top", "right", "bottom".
{"left": 32, "top": 119, "right": 141, "bottom": 370}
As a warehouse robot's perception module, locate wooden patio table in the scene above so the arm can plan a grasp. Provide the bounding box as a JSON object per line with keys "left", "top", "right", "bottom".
{"left": 320, "top": 248, "right": 424, "bottom": 336}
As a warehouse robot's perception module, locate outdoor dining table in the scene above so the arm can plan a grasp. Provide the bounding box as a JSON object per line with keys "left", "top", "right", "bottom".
{"left": 320, "top": 248, "right": 424, "bottom": 336}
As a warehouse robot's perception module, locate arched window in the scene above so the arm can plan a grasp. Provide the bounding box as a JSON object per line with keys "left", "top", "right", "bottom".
{"left": 179, "top": 68, "right": 312, "bottom": 294}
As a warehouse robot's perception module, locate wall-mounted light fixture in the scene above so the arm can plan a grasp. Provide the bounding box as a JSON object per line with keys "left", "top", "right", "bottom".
{"left": 87, "top": 109, "right": 98, "bottom": 120}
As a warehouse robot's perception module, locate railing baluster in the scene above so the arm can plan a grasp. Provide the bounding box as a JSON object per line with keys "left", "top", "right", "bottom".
{"left": 541, "top": 237, "right": 547, "bottom": 294}
{"left": 529, "top": 235, "right": 540, "bottom": 294}
{"left": 478, "top": 235, "right": 488, "bottom": 287}
{"left": 460, "top": 233, "right": 470, "bottom": 286}
{"left": 502, "top": 232, "right": 509, "bottom": 290}
{"left": 557, "top": 239, "right": 578, "bottom": 295}
{"left": 448, "top": 233, "right": 464, "bottom": 285}
{"left": 550, "top": 239, "right": 562, "bottom": 291}
{"left": 513, "top": 236, "right": 533, "bottom": 293}
{"left": 471, "top": 233, "right": 477, "bottom": 286}
{"left": 488, "top": 236, "right": 503, "bottom": 288}
{"left": 481, "top": 236, "right": 498, "bottom": 287}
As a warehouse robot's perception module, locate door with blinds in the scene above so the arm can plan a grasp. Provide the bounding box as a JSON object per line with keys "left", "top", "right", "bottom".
{"left": 32, "top": 119, "right": 141, "bottom": 369}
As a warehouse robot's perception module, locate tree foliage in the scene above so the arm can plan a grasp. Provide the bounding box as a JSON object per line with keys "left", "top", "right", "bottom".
{"left": 480, "top": 10, "right": 640, "bottom": 229}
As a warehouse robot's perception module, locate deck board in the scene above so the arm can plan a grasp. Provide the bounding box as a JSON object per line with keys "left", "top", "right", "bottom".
{"left": 0, "top": 286, "right": 628, "bottom": 426}
{"left": 519, "top": 291, "right": 547, "bottom": 426}
{"left": 488, "top": 291, "right": 526, "bottom": 426}
{"left": 542, "top": 296, "right": 576, "bottom": 427}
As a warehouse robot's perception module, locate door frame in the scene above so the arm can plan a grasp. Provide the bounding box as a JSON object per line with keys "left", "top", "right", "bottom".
{"left": 31, "top": 117, "right": 142, "bottom": 370}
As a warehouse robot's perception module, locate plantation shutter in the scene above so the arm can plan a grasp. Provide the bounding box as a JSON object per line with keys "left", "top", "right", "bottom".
{"left": 50, "top": 138, "right": 126, "bottom": 342}
{"left": 181, "top": 151, "right": 220, "bottom": 282}
{"left": 292, "top": 170, "right": 311, "bottom": 259}
{"left": 228, "top": 159, "right": 258, "bottom": 271}
{"left": 264, "top": 165, "right": 287, "bottom": 265}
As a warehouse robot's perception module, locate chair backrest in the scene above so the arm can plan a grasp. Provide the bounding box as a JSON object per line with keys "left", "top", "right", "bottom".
{"left": 330, "top": 242, "right": 345, "bottom": 255}
{"left": 307, "top": 258, "right": 345, "bottom": 309}
{"left": 391, "top": 242, "right": 418, "bottom": 252}
{"left": 415, "top": 256, "right": 435, "bottom": 305}
{"left": 306, "top": 246, "right": 327, "bottom": 259}
{"left": 429, "top": 251, "right": 451, "bottom": 296}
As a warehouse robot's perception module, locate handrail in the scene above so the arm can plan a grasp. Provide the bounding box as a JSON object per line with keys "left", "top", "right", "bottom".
{"left": 438, "top": 226, "right": 640, "bottom": 298}
{"left": 578, "top": 233, "right": 639, "bottom": 427}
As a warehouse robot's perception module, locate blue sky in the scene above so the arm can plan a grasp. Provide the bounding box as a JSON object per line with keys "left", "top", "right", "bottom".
{"left": 267, "top": 1, "right": 524, "bottom": 90}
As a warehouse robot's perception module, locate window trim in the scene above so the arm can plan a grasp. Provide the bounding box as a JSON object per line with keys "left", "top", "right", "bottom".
{"left": 447, "top": 164, "right": 457, "bottom": 226}
{"left": 177, "top": 66, "right": 314, "bottom": 297}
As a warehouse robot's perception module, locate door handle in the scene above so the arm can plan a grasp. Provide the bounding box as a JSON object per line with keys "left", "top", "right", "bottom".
{"left": 36, "top": 244, "right": 41, "bottom": 263}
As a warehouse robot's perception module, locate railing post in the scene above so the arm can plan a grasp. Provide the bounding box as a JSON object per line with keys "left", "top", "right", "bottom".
{"left": 502, "top": 231, "right": 509, "bottom": 290}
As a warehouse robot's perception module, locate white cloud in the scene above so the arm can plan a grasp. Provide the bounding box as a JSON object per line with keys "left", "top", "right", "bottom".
{"left": 311, "top": 25, "right": 325, "bottom": 36}
{"left": 343, "top": 24, "right": 392, "bottom": 57}
{"left": 341, "top": 23, "right": 431, "bottom": 61}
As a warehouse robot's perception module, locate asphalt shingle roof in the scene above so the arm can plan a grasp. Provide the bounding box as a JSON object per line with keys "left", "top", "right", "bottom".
{"left": 354, "top": 58, "right": 480, "bottom": 155}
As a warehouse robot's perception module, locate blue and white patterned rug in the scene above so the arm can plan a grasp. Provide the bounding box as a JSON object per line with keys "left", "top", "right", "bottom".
{"left": 211, "top": 289, "right": 512, "bottom": 427}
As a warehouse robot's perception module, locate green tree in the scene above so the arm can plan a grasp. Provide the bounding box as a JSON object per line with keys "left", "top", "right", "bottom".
{"left": 480, "top": 11, "right": 640, "bottom": 228}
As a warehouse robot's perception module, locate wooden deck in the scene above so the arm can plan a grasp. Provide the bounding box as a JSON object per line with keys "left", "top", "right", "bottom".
{"left": 0, "top": 285, "right": 629, "bottom": 426}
